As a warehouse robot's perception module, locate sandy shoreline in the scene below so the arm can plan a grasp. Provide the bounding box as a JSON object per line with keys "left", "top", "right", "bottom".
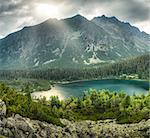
{"left": 31, "top": 87, "right": 65, "bottom": 100}
{"left": 31, "top": 79, "right": 149, "bottom": 101}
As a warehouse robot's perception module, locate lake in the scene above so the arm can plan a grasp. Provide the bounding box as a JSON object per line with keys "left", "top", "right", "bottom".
{"left": 32, "top": 79, "right": 149, "bottom": 100}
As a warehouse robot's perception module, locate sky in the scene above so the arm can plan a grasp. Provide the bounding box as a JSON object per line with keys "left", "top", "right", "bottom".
{"left": 0, "top": 0, "right": 150, "bottom": 38}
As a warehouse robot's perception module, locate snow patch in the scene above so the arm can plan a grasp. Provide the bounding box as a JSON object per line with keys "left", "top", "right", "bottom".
{"left": 88, "top": 56, "right": 105, "bottom": 64}
{"left": 60, "top": 36, "right": 69, "bottom": 58}
{"left": 95, "top": 45, "right": 107, "bottom": 52}
{"left": 52, "top": 48, "right": 60, "bottom": 56}
{"left": 72, "top": 57, "right": 78, "bottom": 63}
{"left": 110, "top": 60, "right": 115, "bottom": 63}
{"left": 84, "top": 60, "right": 90, "bottom": 65}
{"left": 43, "top": 59, "right": 56, "bottom": 65}
{"left": 123, "top": 44, "right": 130, "bottom": 51}
{"left": 116, "top": 52, "right": 121, "bottom": 57}
{"left": 34, "top": 61, "right": 39, "bottom": 67}
{"left": 34, "top": 58, "right": 38, "bottom": 63}
{"left": 85, "top": 43, "right": 107, "bottom": 53}
{"left": 84, "top": 53, "right": 105, "bottom": 65}
{"left": 85, "top": 43, "right": 95, "bottom": 53}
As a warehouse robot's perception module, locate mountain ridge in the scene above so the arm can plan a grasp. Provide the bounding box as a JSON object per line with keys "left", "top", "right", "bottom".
{"left": 1, "top": 14, "right": 149, "bottom": 40}
{"left": 0, "top": 14, "right": 149, "bottom": 69}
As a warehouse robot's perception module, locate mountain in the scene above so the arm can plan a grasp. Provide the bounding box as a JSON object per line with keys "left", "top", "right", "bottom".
{"left": 0, "top": 14, "right": 149, "bottom": 69}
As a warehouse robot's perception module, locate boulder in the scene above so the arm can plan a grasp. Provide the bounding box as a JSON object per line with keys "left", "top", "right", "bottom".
{"left": 0, "top": 102, "right": 149, "bottom": 138}
{"left": 6, "top": 117, "right": 16, "bottom": 128}
{"left": 14, "top": 114, "right": 25, "bottom": 121}
{"left": 0, "top": 99, "right": 6, "bottom": 117}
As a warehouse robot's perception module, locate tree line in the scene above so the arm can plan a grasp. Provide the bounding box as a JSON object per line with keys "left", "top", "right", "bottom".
{"left": 0, "top": 54, "right": 149, "bottom": 81}
{"left": 0, "top": 83, "right": 149, "bottom": 126}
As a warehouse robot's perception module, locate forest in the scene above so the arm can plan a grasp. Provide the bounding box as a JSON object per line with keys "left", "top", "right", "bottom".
{"left": 0, "top": 83, "right": 149, "bottom": 127}
{"left": 0, "top": 54, "right": 149, "bottom": 127}
{"left": 0, "top": 54, "right": 149, "bottom": 81}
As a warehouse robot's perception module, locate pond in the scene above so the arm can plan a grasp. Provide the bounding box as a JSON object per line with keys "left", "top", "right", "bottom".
{"left": 32, "top": 79, "right": 149, "bottom": 100}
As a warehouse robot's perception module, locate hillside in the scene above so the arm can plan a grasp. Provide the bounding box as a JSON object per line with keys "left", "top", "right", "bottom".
{"left": 0, "top": 15, "right": 149, "bottom": 69}
{"left": 0, "top": 84, "right": 150, "bottom": 138}
{"left": 0, "top": 114, "right": 150, "bottom": 138}
{"left": 0, "top": 54, "right": 149, "bottom": 81}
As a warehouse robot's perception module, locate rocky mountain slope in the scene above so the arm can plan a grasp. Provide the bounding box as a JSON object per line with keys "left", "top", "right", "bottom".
{"left": 0, "top": 99, "right": 150, "bottom": 138}
{"left": 0, "top": 15, "right": 149, "bottom": 69}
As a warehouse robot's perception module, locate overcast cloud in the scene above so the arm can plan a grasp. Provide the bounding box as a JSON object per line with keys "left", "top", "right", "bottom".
{"left": 0, "top": 0, "right": 149, "bottom": 38}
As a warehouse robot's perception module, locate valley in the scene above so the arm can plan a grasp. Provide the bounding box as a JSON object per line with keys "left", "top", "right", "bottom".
{"left": 0, "top": 14, "right": 149, "bottom": 138}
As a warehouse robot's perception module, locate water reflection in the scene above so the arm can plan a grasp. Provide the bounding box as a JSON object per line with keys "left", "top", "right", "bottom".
{"left": 32, "top": 79, "right": 149, "bottom": 100}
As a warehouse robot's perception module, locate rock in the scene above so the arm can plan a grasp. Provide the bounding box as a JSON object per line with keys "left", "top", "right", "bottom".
{"left": 65, "top": 125, "right": 76, "bottom": 134}
{"left": 16, "top": 120, "right": 36, "bottom": 135}
{"left": 1, "top": 118, "right": 7, "bottom": 127}
{"left": 103, "top": 119, "right": 115, "bottom": 123}
{"left": 6, "top": 117, "right": 15, "bottom": 128}
{"left": 39, "top": 130, "right": 47, "bottom": 137}
{"left": 3, "top": 128, "right": 13, "bottom": 137}
{"left": 0, "top": 120, "right": 3, "bottom": 127}
{"left": 0, "top": 99, "right": 6, "bottom": 117}
{"left": 14, "top": 129, "right": 25, "bottom": 138}
{"left": 14, "top": 114, "right": 24, "bottom": 121}
{"left": 60, "top": 119, "right": 72, "bottom": 126}
{"left": 0, "top": 104, "right": 149, "bottom": 138}
{"left": 0, "top": 127, "right": 3, "bottom": 134}
{"left": 38, "top": 121, "right": 48, "bottom": 129}
{"left": 28, "top": 133, "right": 40, "bottom": 138}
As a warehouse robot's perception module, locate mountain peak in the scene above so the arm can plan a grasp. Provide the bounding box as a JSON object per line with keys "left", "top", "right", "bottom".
{"left": 109, "top": 16, "right": 119, "bottom": 21}
{"left": 101, "top": 15, "right": 107, "bottom": 19}
{"left": 63, "top": 14, "right": 89, "bottom": 26}
{"left": 68, "top": 14, "right": 87, "bottom": 21}
{"left": 0, "top": 14, "right": 149, "bottom": 69}
{"left": 92, "top": 15, "right": 119, "bottom": 23}
{"left": 73, "top": 14, "right": 85, "bottom": 18}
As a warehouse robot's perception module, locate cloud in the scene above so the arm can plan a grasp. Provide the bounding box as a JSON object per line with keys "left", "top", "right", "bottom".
{"left": 0, "top": 0, "right": 149, "bottom": 38}
{"left": 112, "top": 0, "right": 150, "bottom": 22}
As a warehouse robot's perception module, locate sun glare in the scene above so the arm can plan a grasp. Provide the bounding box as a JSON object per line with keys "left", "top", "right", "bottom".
{"left": 35, "top": 3, "right": 59, "bottom": 19}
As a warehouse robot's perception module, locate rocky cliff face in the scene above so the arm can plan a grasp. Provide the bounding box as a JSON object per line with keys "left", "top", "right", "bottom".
{"left": 0, "top": 99, "right": 150, "bottom": 138}
{"left": 0, "top": 15, "right": 149, "bottom": 69}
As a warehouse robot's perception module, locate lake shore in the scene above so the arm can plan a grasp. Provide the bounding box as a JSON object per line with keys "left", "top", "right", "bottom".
{"left": 31, "top": 79, "right": 149, "bottom": 101}
{"left": 31, "top": 86, "right": 65, "bottom": 100}
{"left": 56, "top": 78, "right": 149, "bottom": 85}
